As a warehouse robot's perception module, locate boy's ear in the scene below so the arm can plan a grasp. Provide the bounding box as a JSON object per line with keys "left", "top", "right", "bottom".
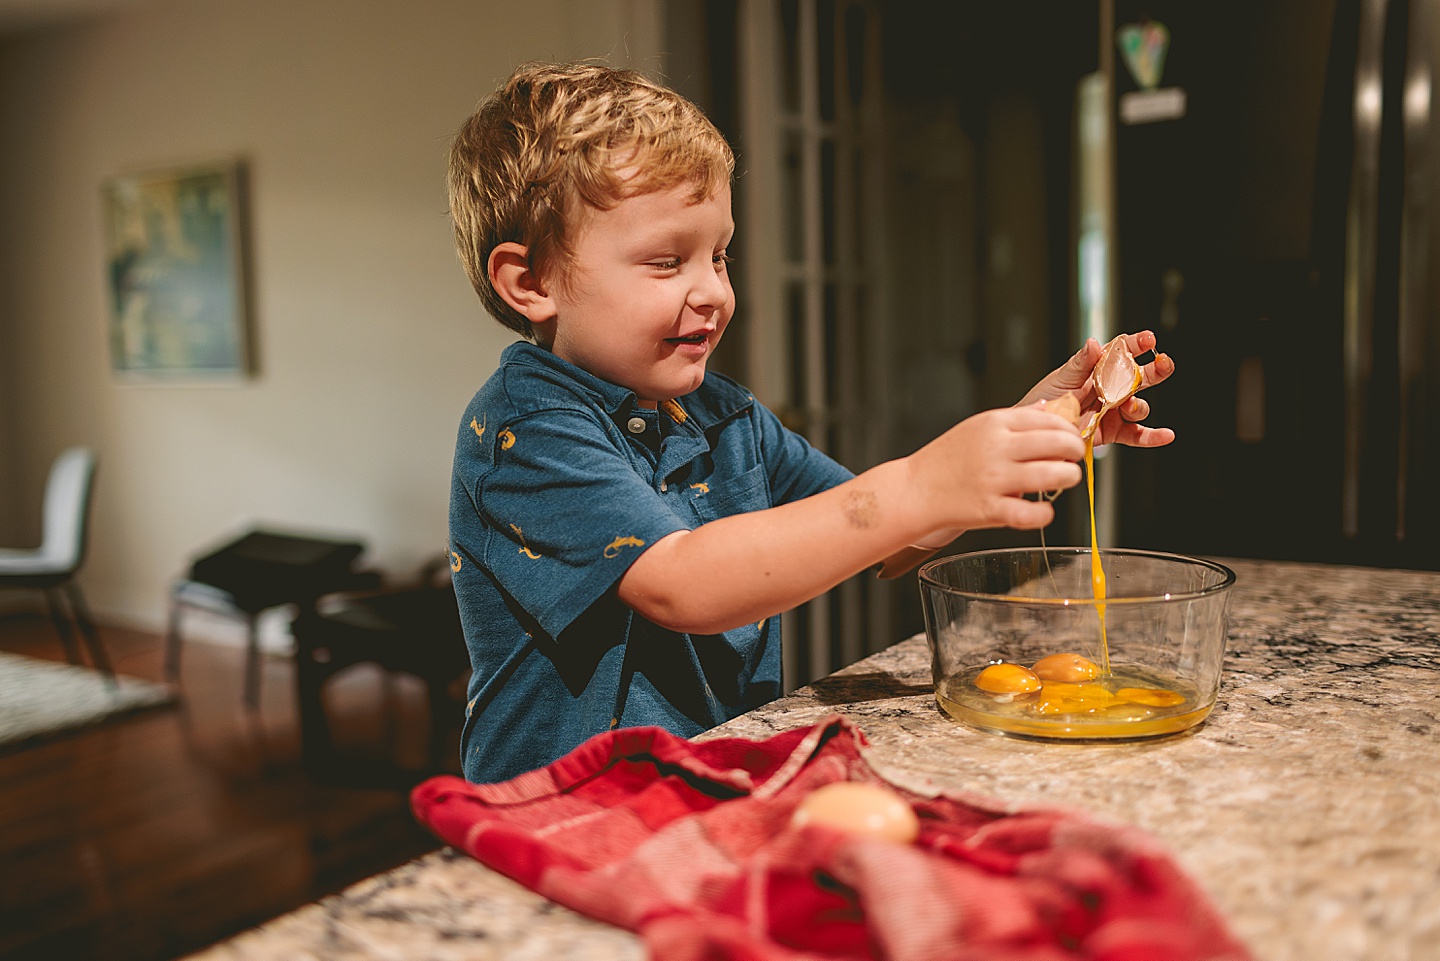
{"left": 488, "top": 242, "right": 557, "bottom": 323}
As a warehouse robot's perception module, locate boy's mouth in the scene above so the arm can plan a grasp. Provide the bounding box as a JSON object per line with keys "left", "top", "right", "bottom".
{"left": 665, "top": 332, "right": 710, "bottom": 345}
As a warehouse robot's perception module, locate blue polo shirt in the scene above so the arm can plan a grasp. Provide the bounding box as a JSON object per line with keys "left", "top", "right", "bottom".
{"left": 449, "top": 342, "right": 853, "bottom": 783}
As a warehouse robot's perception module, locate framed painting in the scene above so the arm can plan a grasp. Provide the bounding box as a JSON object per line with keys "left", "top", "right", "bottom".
{"left": 102, "top": 160, "right": 252, "bottom": 380}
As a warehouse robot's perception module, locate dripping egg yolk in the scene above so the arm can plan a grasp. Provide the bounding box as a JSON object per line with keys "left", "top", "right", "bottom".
{"left": 975, "top": 663, "right": 1042, "bottom": 694}
{"left": 1031, "top": 652, "right": 1100, "bottom": 682}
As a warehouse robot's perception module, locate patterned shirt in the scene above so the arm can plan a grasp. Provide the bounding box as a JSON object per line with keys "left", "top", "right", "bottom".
{"left": 449, "top": 342, "right": 854, "bottom": 783}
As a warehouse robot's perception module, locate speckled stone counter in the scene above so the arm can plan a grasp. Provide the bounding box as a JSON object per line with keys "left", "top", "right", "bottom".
{"left": 189, "top": 557, "right": 1440, "bottom": 961}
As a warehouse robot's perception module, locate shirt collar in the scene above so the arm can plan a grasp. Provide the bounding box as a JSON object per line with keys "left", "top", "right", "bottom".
{"left": 501, "top": 340, "right": 755, "bottom": 431}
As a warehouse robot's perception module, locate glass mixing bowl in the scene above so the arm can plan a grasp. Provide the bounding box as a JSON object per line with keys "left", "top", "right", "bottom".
{"left": 919, "top": 547, "right": 1236, "bottom": 741}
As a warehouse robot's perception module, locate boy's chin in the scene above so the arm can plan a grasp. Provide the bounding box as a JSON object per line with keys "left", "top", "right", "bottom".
{"left": 654, "top": 367, "right": 709, "bottom": 400}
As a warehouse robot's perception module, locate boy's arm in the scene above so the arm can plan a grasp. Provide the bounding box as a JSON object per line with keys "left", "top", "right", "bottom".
{"left": 618, "top": 404, "right": 1085, "bottom": 635}
{"left": 620, "top": 460, "right": 920, "bottom": 635}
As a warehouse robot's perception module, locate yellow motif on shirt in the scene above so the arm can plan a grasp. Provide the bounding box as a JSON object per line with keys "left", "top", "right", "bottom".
{"left": 510, "top": 524, "right": 542, "bottom": 559}
{"left": 660, "top": 399, "right": 688, "bottom": 424}
{"left": 603, "top": 535, "right": 646, "bottom": 558}
{"left": 449, "top": 550, "right": 462, "bottom": 572}
{"left": 471, "top": 414, "right": 486, "bottom": 441}
{"left": 689, "top": 482, "right": 710, "bottom": 495}
{"left": 498, "top": 428, "right": 516, "bottom": 450}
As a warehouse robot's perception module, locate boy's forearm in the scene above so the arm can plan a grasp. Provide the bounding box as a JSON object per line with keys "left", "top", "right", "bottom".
{"left": 618, "top": 459, "right": 934, "bottom": 634}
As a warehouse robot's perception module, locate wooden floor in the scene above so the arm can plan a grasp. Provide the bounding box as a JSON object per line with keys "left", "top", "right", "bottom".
{"left": 0, "top": 612, "right": 456, "bottom": 961}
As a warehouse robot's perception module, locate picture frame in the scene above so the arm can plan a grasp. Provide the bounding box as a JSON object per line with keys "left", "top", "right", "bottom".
{"left": 102, "top": 160, "right": 253, "bottom": 380}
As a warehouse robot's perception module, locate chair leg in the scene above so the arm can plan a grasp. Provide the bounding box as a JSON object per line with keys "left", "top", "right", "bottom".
{"left": 43, "top": 588, "right": 82, "bottom": 666}
{"left": 164, "top": 597, "right": 185, "bottom": 685}
{"left": 243, "top": 615, "right": 262, "bottom": 711}
{"left": 64, "top": 581, "right": 114, "bottom": 680}
{"left": 294, "top": 631, "right": 338, "bottom": 775}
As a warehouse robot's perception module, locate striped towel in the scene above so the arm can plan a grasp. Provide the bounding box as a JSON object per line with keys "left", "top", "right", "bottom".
{"left": 412, "top": 715, "right": 1251, "bottom": 961}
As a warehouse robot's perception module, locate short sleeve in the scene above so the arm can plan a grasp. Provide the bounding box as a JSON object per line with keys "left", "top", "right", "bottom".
{"left": 465, "top": 409, "right": 689, "bottom": 642}
{"left": 752, "top": 400, "right": 855, "bottom": 504}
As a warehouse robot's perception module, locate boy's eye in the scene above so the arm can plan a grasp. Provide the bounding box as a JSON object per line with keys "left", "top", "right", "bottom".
{"left": 651, "top": 258, "right": 681, "bottom": 271}
{"left": 713, "top": 252, "right": 734, "bottom": 267}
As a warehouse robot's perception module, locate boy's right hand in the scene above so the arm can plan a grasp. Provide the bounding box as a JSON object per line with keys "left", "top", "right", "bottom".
{"left": 907, "top": 404, "right": 1085, "bottom": 533}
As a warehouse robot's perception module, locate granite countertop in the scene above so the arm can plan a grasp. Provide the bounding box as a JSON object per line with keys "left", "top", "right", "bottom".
{"left": 190, "top": 557, "right": 1440, "bottom": 961}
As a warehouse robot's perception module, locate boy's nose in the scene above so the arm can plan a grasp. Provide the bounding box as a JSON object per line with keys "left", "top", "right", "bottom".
{"left": 689, "top": 266, "right": 732, "bottom": 311}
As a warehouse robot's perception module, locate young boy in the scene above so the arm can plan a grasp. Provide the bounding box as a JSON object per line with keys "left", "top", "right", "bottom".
{"left": 447, "top": 62, "right": 1174, "bottom": 783}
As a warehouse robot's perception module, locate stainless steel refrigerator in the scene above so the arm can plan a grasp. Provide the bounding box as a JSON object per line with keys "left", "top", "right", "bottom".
{"left": 1114, "top": 0, "right": 1440, "bottom": 571}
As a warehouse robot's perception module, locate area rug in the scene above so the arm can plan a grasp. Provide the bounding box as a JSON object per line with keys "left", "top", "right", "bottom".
{"left": 0, "top": 651, "right": 177, "bottom": 754}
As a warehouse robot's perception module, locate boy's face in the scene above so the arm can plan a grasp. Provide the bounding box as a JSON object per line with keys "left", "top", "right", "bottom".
{"left": 546, "top": 182, "right": 735, "bottom": 407}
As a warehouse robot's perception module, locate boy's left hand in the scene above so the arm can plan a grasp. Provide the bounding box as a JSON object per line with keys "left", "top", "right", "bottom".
{"left": 1017, "top": 330, "right": 1176, "bottom": 448}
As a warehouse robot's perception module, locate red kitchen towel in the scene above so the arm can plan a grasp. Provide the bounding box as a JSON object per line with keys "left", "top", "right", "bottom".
{"left": 411, "top": 715, "right": 1252, "bottom": 961}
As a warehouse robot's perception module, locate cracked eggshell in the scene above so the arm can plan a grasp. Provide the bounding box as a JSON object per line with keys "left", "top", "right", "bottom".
{"left": 1046, "top": 392, "right": 1083, "bottom": 427}
{"left": 1094, "top": 335, "right": 1143, "bottom": 407}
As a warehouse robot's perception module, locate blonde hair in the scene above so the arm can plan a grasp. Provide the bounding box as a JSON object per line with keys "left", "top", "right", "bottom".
{"left": 448, "top": 61, "right": 736, "bottom": 338}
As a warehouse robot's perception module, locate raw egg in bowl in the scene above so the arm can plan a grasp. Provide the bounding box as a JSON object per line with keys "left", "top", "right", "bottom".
{"left": 919, "top": 548, "right": 1235, "bottom": 741}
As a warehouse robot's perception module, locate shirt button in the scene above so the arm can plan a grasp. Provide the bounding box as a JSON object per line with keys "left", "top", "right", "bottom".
{"left": 626, "top": 416, "right": 646, "bottom": 434}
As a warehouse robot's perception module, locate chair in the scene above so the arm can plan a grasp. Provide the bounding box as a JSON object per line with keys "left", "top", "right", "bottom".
{"left": 291, "top": 558, "right": 469, "bottom": 778}
{"left": 165, "top": 528, "right": 376, "bottom": 710}
{"left": 0, "top": 446, "right": 112, "bottom": 677}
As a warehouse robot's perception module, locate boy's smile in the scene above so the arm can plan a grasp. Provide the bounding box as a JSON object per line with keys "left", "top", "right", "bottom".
{"left": 543, "top": 182, "right": 735, "bottom": 407}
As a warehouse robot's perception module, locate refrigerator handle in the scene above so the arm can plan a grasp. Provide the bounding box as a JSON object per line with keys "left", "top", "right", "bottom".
{"left": 1396, "top": 0, "right": 1430, "bottom": 542}
{"left": 1343, "top": 0, "right": 1389, "bottom": 538}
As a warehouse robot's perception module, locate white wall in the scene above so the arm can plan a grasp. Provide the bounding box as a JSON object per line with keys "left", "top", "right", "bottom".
{"left": 0, "top": 0, "right": 665, "bottom": 630}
